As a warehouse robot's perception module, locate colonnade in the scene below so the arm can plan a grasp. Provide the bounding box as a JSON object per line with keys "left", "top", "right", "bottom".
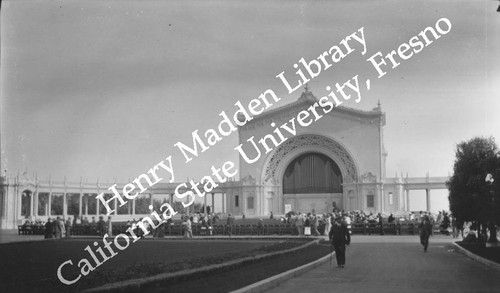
{"left": 18, "top": 188, "right": 228, "bottom": 222}
{"left": 402, "top": 188, "right": 433, "bottom": 212}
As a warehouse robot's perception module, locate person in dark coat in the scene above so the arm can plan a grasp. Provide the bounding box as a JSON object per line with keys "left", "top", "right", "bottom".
{"left": 257, "top": 219, "right": 264, "bottom": 236}
{"left": 97, "top": 216, "right": 106, "bottom": 236}
{"left": 329, "top": 217, "right": 351, "bottom": 268}
{"left": 378, "top": 213, "right": 384, "bottom": 235}
{"left": 419, "top": 215, "right": 433, "bottom": 252}
{"left": 44, "top": 218, "right": 53, "bottom": 239}
{"left": 53, "top": 216, "right": 63, "bottom": 239}
{"left": 226, "top": 214, "right": 235, "bottom": 237}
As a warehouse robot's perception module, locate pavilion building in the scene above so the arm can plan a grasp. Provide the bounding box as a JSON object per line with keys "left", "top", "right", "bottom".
{"left": 0, "top": 89, "right": 449, "bottom": 228}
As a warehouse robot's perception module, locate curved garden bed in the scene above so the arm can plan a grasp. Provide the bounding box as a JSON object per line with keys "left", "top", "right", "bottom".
{"left": 1, "top": 237, "right": 326, "bottom": 293}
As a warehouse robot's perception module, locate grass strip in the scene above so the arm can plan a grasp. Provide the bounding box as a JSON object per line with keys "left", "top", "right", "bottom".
{"left": 82, "top": 239, "right": 315, "bottom": 292}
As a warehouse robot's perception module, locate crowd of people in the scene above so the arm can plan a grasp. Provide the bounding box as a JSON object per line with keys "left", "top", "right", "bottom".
{"left": 122, "top": 212, "right": 224, "bottom": 239}
{"left": 280, "top": 208, "right": 460, "bottom": 238}
{"left": 19, "top": 208, "right": 464, "bottom": 241}
{"left": 19, "top": 215, "right": 115, "bottom": 238}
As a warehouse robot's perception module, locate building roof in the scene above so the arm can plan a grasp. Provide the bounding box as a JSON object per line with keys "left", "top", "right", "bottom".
{"left": 243, "top": 87, "right": 385, "bottom": 126}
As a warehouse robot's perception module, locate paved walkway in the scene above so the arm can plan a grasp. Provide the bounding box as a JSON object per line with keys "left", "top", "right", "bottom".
{"left": 267, "top": 235, "right": 500, "bottom": 293}
{"left": 0, "top": 230, "right": 45, "bottom": 244}
{"left": 4, "top": 230, "right": 500, "bottom": 292}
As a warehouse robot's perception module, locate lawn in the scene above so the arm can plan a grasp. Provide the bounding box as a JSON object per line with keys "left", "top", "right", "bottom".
{"left": 0, "top": 238, "right": 317, "bottom": 293}
{"left": 456, "top": 241, "right": 500, "bottom": 264}
{"left": 147, "top": 241, "right": 332, "bottom": 293}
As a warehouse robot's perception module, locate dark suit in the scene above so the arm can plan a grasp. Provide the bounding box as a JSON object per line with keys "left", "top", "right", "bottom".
{"left": 329, "top": 222, "right": 351, "bottom": 266}
{"left": 44, "top": 221, "right": 53, "bottom": 239}
{"left": 53, "top": 219, "right": 63, "bottom": 239}
{"left": 419, "top": 218, "right": 432, "bottom": 252}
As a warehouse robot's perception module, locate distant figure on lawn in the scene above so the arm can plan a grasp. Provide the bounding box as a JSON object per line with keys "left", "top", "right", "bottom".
{"left": 183, "top": 215, "right": 193, "bottom": 238}
{"left": 90, "top": 216, "right": 97, "bottom": 234}
{"left": 323, "top": 214, "right": 332, "bottom": 236}
{"left": 44, "top": 218, "right": 54, "bottom": 239}
{"left": 312, "top": 214, "right": 320, "bottom": 236}
{"left": 329, "top": 217, "right": 351, "bottom": 268}
{"left": 107, "top": 216, "right": 113, "bottom": 237}
{"left": 295, "top": 213, "right": 305, "bottom": 236}
{"left": 388, "top": 213, "right": 395, "bottom": 224}
{"left": 60, "top": 218, "right": 66, "bottom": 238}
{"left": 304, "top": 213, "right": 312, "bottom": 236}
{"left": 97, "top": 216, "right": 106, "bottom": 237}
{"left": 226, "top": 213, "right": 235, "bottom": 237}
{"left": 378, "top": 213, "right": 384, "bottom": 235}
{"left": 65, "top": 217, "right": 72, "bottom": 238}
{"left": 257, "top": 219, "right": 264, "bottom": 235}
{"left": 419, "top": 214, "right": 433, "bottom": 252}
{"left": 52, "top": 217, "right": 64, "bottom": 239}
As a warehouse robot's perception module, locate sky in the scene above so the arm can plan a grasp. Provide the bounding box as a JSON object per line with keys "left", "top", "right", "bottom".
{"left": 1, "top": 0, "right": 500, "bottom": 212}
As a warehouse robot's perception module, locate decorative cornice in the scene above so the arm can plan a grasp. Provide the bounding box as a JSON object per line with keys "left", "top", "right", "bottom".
{"left": 239, "top": 90, "right": 385, "bottom": 132}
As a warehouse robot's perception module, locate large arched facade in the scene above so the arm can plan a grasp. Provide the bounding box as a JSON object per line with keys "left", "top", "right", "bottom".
{"left": 262, "top": 134, "right": 358, "bottom": 184}
{"left": 232, "top": 89, "right": 388, "bottom": 216}
{"left": 259, "top": 134, "right": 359, "bottom": 215}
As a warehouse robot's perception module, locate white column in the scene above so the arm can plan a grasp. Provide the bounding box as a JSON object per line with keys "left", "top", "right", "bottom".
{"left": 132, "top": 198, "right": 136, "bottom": 216}
{"left": 15, "top": 179, "right": 20, "bottom": 223}
{"left": 380, "top": 185, "right": 385, "bottom": 213}
{"left": 29, "top": 192, "right": 34, "bottom": 220}
{"left": 96, "top": 194, "right": 100, "bottom": 215}
{"left": 222, "top": 193, "right": 225, "bottom": 213}
{"left": 406, "top": 190, "right": 410, "bottom": 211}
{"left": 48, "top": 192, "right": 52, "bottom": 217}
{"left": 34, "top": 190, "right": 38, "bottom": 218}
{"left": 63, "top": 193, "right": 67, "bottom": 218}
{"left": 114, "top": 195, "right": 118, "bottom": 215}
{"left": 211, "top": 193, "right": 215, "bottom": 213}
{"left": 79, "top": 193, "right": 83, "bottom": 217}
{"left": 63, "top": 178, "right": 67, "bottom": 218}
{"left": 2, "top": 186, "right": 7, "bottom": 227}
{"left": 84, "top": 195, "right": 89, "bottom": 215}
{"left": 426, "top": 189, "right": 431, "bottom": 212}
{"left": 204, "top": 192, "right": 208, "bottom": 216}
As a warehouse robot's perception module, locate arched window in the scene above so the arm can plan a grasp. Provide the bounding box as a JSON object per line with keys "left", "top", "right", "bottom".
{"left": 283, "top": 153, "right": 342, "bottom": 194}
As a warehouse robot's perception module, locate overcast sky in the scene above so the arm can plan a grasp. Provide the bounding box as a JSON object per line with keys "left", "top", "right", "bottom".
{"left": 1, "top": 0, "right": 499, "bottom": 211}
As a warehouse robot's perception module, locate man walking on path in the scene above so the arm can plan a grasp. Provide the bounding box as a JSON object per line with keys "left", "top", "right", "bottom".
{"left": 419, "top": 214, "right": 433, "bottom": 252}
{"left": 329, "top": 217, "right": 351, "bottom": 268}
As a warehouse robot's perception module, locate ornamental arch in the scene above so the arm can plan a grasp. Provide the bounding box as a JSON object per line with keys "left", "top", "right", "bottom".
{"left": 260, "top": 134, "right": 359, "bottom": 214}
{"left": 262, "top": 134, "right": 359, "bottom": 185}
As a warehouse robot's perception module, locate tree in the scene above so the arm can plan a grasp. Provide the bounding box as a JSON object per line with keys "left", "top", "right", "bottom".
{"left": 447, "top": 136, "right": 500, "bottom": 243}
